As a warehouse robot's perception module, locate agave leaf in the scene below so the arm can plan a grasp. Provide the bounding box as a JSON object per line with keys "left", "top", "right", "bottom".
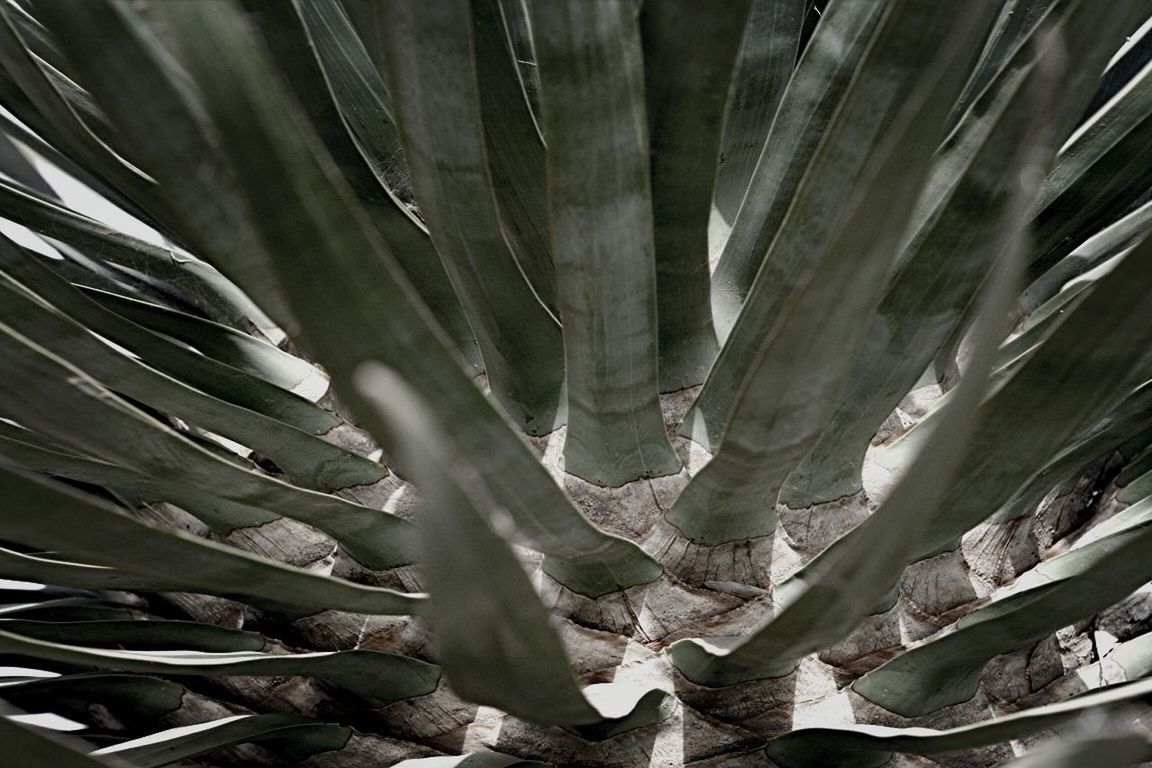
{"left": 667, "top": 0, "right": 1000, "bottom": 544}
{"left": 995, "top": 254, "right": 1110, "bottom": 373}
{"left": 0, "top": 3, "right": 167, "bottom": 231}
{"left": 472, "top": 0, "right": 556, "bottom": 314}
{"left": 93, "top": 714, "right": 350, "bottom": 767}
{"left": 0, "top": 427, "right": 278, "bottom": 533}
{"left": 668, "top": 184, "right": 1023, "bottom": 686}
{"left": 493, "top": 0, "right": 541, "bottom": 127}
{"left": 91, "top": 0, "right": 660, "bottom": 595}
{"left": 1085, "top": 14, "right": 1152, "bottom": 116}
{"left": 289, "top": 0, "right": 408, "bottom": 194}
{"left": 395, "top": 755, "right": 550, "bottom": 768}
{"left": 0, "top": 243, "right": 336, "bottom": 435}
{"left": 994, "top": 380, "right": 1152, "bottom": 522}
{"left": 0, "top": 708, "right": 127, "bottom": 768}
{"left": 900, "top": 231, "right": 1152, "bottom": 563}
{"left": 80, "top": 289, "right": 323, "bottom": 396}
{"left": 950, "top": 0, "right": 1058, "bottom": 123}
{"left": 355, "top": 364, "right": 674, "bottom": 738}
{"left": 0, "top": 620, "right": 264, "bottom": 653}
{"left": 0, "top": 547, "right": 189, "bottom": 594}
{"left": 0, "top": 630, "right": 438, "bottom": 706}
{"left": 0, "top": 322, "right": 415, "bottom": 570}
{"left": 0, "top": 467, "right": 423, "bottom": 616}
{"left": 1020, "top": 197, "right": 1152, "bottom": 315}
{"left": 640, "top": 0, "right": 748, "bottom": 390}
{"left": 361, "top": 0, "right": 565, "bottom": 433}
{"left": 1031, "top": 44, "right": 1152, "bottom": 279}
{"left": 764, "top": 675, "right": 1152, "bottom": 767}
{"left": 0, "top": 673, "right": 186, "bottom": 723}
{"left": 1119, "top": 465, "right": 1152, "bottom": 503}
{"left": 779, "top": 0, "right": 1099, "bottom": 507}
{"left": 529, "top": 0, "right": 680, "bottom": 486}
{"left": 853, "top": 497, "right": 1152, "bottom": 716}
{"left": 711, "top": 0, "right": 804, "bottom": 225}
{"left": 0, "top": 276, "right": 384, "bottom": 492}
{"left": 706, "top": 0, "right": 888, "bottom": 335}
{"left": 995, "top": 733, "right": 1152, "bottom": 768}
{"left": 0, "top": 129, "right": 54, "bottom": 197}
{"left": 27, "top": 2, "right": 303, "bottom": 336}
{"left": 243, "top": 0, "right": 480, "bottom": 372}
{"left": 0, "top": 179, "right": 269, "bottom": 336}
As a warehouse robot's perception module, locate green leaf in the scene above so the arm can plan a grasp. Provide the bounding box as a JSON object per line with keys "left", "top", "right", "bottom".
{"left": 0, "top": 179, "right": 270, "bottom": 337}
{"left": 0, "top": 321, "right": 415, "bottom": 570}
{"left": 641, "top": 0, "right": 750, "bottom": 390}
{"left": 668, "top": 0, "right": 1001, "bottom": 544}
{"left": 0, "top": 275, "right": 385, "bottom": 492}
{"left": 0, "top": 619, "right": 265, "bottom": 653}
{"left": 995, "top": 733, "right": 1152, "bottom": 768}
{"left": 355, "top": 364, "right": 674, "bottom": 738}
{"left": 1031, "top": 32, "right": 1152, "bottom": 279}
{"left": 0, "top": 467, "right": 423, "bottom": 617}
{"left": 706, "top": 0, "right": 888, "bottom": 337}
{"left": 80, "top": 289, "right": 323, "bottom": 395}
{"left": 0, "top": 3, "right": 168, "bottom": 234}
{"left": 779, "top": 1, "right": 1091, "bottom": 506}
{"left": 711, "top": 0, "right": 805, "bottom": 224}
{"left": 763, "top": 675, "right": 1152, "bottom": 767}
{"left": 530, "top": 0, "right": 681, "bottom": 486}
{"left": 1021, "top": 198, "right": 1152, "bottom": 316}
{"left": 472, "top": 0, "right": 557, "bottom": 314}
{"left": 0, "top": 674, "right": 186, "bottom": 724}
{"left": 995, "top": 380, "right": 1152, "bottom": 522}
{"left": 0, "top": 547, "right": 188, "bottom": 594}
{"left": 668, "top": 191, "right": 1024, "bottom": 686}
{"left": 0, "top": 707, "right": 127, "bottom": 768}
{"left": 243, "top": 0, "right": 480, "bottom": 371}
{"left": 57, "top": 0, "right": 660, "bottom": 596}
{"left": 0, "top": 630, "right": 439, "bottom": 706}
{"left": 950, "top": 0, "right": 1057, "bottom": 123}
{"left": 899, "top": 230, "right": 1152, "bottom": 564}
{"left": 0, "top": 242, "right": 337, "bottom": 437}
{"left": 395, "top": 755, "right": 550, "bottom": 768}
{"left": 366, "top": 0, "right": 565, "bottom": 433}
{"left": 0, "top": 426, "right": 278, "bottom": 533}
{"left": 93, "top": 714, "right": 350, "bottom": 767}
{"left": 853, "top": 497, "right": 1152, "bottom": 716}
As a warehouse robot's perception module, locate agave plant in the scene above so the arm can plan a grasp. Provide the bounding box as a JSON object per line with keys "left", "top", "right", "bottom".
{"left": 3, "top": 0, "right": 1152, "bottom": 765}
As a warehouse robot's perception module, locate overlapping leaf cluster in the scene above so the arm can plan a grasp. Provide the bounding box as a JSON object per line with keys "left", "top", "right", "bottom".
{"left": 2, "top": 0, "right": 1152, "bottom": 766}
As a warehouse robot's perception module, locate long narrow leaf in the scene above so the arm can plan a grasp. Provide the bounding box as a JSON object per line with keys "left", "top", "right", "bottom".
{"left": 37, "top": 0, "right": 661, "bottom": 597}
{"left": 355, "top": 365, "right": 674, "bottom": 739}
{"left": 0, "top": 467, "right": 423, "bottom": 616}
{"left": 367, "top": 0, "right": 566, "bottom": 433}
{"left": 667, "top": 0, "right": 999, "bottom": 544}
{"left": 531, "top": 0, "right": 681, "bottom": 486}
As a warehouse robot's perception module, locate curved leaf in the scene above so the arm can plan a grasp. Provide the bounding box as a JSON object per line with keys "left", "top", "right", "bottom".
{"left": 853, "top": 498, "right": 1152, "bottom": 716}
{"left": 355, "top": 364, "right": 675, "bottom": 738}
{"left": 0, "top": 321, "right": 415, "bottom": 570}
{"left": 764, "top": 675, "right": 1152, "bottom": 768}
{"left": 36, "top": 0, "right": 661, "bottom": 596}
{"left": 669, "top": 200, "right": 1023, "bottom": 686}
{"left": 0, "top": 467, "right": 424, "bottom": 617}
{"left": 0, "top": 276, "right": 384, "bottom": 492}
{"left": 0, "top": 630, "right": 439, "bottom": 706}
{"left": 95, "top": 714, "right": 350, "bottom": 767}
